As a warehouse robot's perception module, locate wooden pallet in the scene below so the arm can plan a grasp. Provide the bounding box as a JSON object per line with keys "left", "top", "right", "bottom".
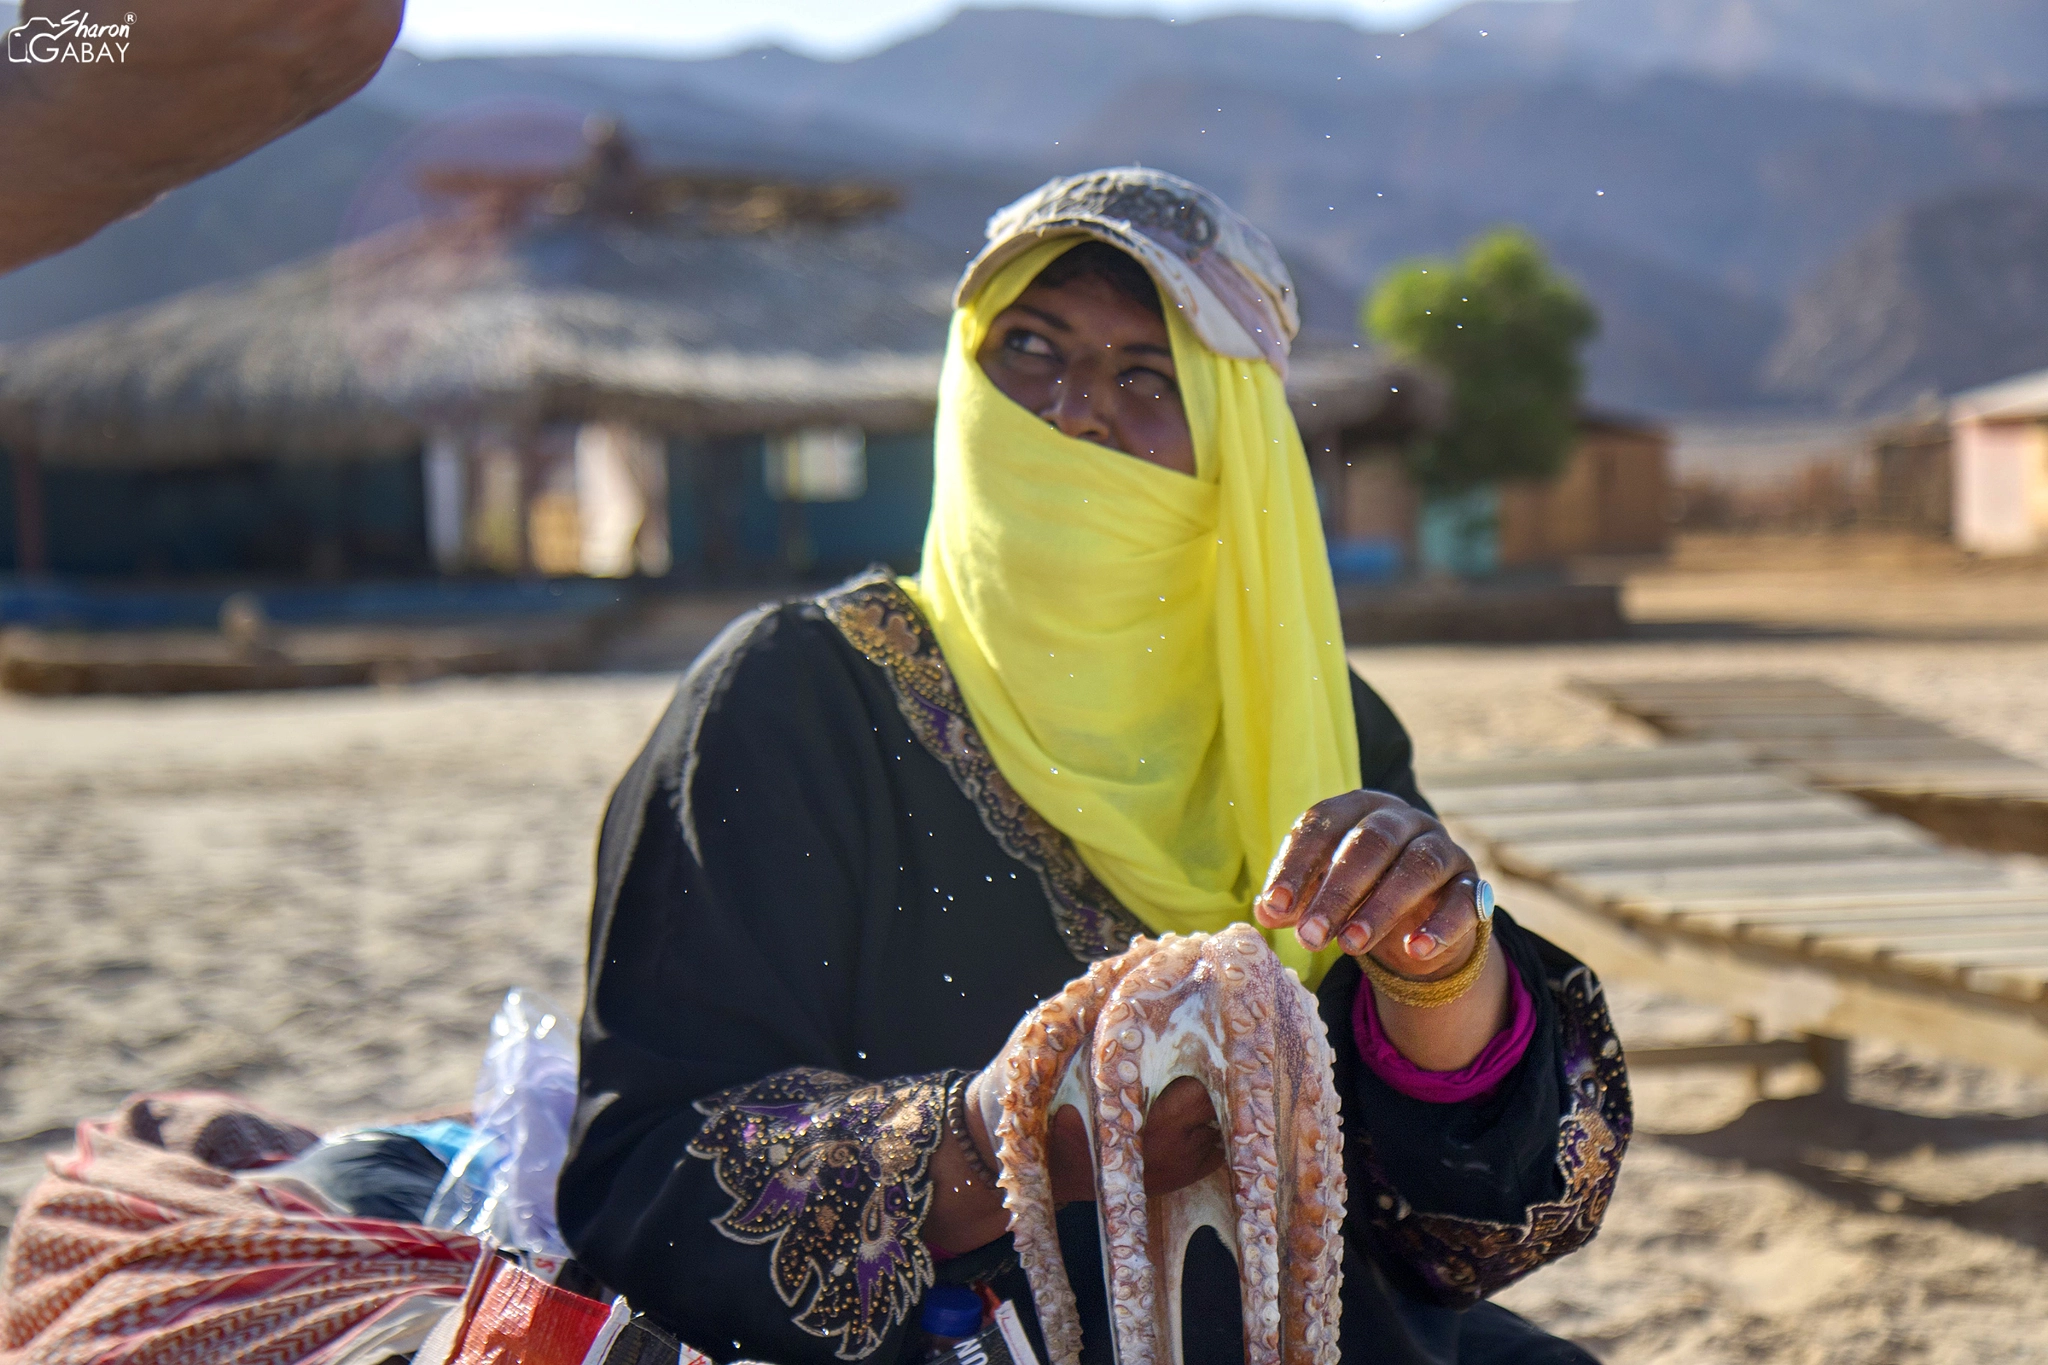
{"left": 1419, "top": 745, "right": 2048, "bottom": 1070}
{"left": 1575, "top": 676, "right": 2048, "bottom": 855}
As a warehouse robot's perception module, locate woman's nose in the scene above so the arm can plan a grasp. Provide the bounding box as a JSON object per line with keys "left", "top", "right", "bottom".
{"left": 1042, "top": 375, "right": 1116, "bottom": 447}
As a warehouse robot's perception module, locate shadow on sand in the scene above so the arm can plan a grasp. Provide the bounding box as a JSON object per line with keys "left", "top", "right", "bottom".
{"left": 1658, "top": 1092, "right": 2048, "bottom": 1252}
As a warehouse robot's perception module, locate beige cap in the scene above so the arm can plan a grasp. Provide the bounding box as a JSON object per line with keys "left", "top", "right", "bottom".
{"left": 955, "top": 167, "right": 1300, "bottom": 377}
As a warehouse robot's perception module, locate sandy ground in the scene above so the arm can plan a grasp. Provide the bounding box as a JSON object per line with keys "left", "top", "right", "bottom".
{"left": 4, "top": 541, "right": 2047, "bottom": 1362}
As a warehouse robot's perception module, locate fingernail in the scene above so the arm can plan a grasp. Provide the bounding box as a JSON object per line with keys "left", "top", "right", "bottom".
{"left": 1407, "top": 930, "right": 1441, "bottom": 959}
{"left": 1339, "top": 924, "right": 1367, "bottom": 953}
{"left": 1264, "top": 886, "right": 1292, "bottom": 917}
{"left": 1297, "top": 919, "right": 1324, "bottom": 950}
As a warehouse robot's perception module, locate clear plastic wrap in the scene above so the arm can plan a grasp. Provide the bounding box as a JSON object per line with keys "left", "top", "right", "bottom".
{"left": 421, "top": 986, "right": 577, "bottom": 1257}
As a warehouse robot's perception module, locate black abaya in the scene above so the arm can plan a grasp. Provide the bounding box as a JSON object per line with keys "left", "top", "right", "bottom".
{"left": 561, "top": 572, "right": 1629, "bottom": 1365}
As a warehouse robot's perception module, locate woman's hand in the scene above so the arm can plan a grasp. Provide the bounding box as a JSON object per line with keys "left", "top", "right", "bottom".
{"left": 925, "top": 1065, "right": 1224, "bottom": 1255}
{"left": 1254, "top": 790, "right": 1510, "bottom": 1072}
{"left": 1254, "top": 790, "right": 1479, "bottom": 970}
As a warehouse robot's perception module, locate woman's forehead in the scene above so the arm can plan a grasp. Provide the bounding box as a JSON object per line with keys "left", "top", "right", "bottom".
{"left": 1004, "top": 276, "right": 1172, "bottom": 349}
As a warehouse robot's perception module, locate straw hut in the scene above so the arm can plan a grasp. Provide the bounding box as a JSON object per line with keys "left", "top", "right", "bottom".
{"left": 0, "top": 127, "right": 1435, "bottom": 582}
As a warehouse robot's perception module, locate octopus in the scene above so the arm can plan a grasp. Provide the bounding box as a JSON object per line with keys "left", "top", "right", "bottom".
{"left": 975, "top": 924, "right": 1344, "bottom": 1365}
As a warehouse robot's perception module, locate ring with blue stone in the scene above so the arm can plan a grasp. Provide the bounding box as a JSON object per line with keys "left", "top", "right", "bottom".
{"left": 1474, "top": 878, "right": 1495, "bottom": 923}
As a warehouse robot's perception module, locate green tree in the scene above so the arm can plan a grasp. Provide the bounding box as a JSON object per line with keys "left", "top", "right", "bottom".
{"left": 1364, "top": 230, "right": 1598, "bottom": 495}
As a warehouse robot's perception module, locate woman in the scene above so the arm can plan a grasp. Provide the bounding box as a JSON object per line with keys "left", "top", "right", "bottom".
{"left": 561, "top": 169, "right": 1629, "bottom": 1365}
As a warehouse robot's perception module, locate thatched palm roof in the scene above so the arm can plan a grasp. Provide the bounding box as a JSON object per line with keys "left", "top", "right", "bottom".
{"left": 0, "top": 203, "right": 967, "bottom": 467}
{"left": 0, "top": 136, "right": 1436, "bottom": 468}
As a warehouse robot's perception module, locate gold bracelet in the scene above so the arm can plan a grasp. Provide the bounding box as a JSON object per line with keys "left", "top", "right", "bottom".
{"left": 1359, "top": 919, "right": 1492, "bottom": 1009}
{"left": 946, "top": 1073, "right": 1002, "bottom": 1188}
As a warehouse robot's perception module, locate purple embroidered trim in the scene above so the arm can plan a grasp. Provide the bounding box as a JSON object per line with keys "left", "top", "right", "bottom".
{"left": 687, "top": 1067, "right": 954, "bottom": 1360}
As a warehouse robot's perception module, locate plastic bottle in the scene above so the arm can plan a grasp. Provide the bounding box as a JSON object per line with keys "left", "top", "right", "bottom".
{"left": 908, "top": 1286, "right": 986, "bottom": 1363}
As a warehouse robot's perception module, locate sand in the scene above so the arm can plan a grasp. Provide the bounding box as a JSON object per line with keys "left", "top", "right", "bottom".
{"left": 3, "top": 544, "right": 2046, "bottom": 1361}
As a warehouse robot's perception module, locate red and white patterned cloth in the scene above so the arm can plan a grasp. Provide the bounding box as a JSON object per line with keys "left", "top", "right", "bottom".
{"left": 1, "top": 1092, "right": 482, "bottom": 1365}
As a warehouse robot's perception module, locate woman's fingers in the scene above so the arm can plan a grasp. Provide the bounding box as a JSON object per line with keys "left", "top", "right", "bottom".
{"left": 1142, "top": 1076, "right": 1223, "bottom": 1195}
{"left": 1046, "top": 1078, "right": 1225, "bottom": 1199}
{"left": 1372, "top": 874, "right": 1483, "bottom": 976}
{"left": 1254, "top": 790, "right": 1383, "bottom": 929}
{"left": 1332, "top": 830, "right": 1476, "bottom": 960}
{"left": 1291, "top": 803, "right": 1433, "bottom": 951}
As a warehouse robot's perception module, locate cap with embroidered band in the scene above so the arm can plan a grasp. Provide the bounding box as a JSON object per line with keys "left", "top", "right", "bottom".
{"left": 954, "top": 167, "right": 1301, "bottom": 378}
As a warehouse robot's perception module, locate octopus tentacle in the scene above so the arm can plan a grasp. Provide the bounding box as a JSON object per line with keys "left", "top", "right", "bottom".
{"left": 986, "top": 926, "right": 1343, "bottom": 1365}
{"left": 984, "top": 940, "right": 1159, "bottom": 1365}
{"left": 1278, "top": 966, "right": 1345, "bottom": 1365}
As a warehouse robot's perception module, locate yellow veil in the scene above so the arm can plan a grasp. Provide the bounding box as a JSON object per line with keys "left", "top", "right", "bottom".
{"left": 903, "top": 238, "right": 1359, "bottom": 986}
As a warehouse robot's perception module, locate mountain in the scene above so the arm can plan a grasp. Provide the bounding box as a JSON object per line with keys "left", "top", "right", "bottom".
{"left": 1054, "top": 72, "right": 2048, "bottom": 301}
{"left": 1448, "top": 0, "right": 2048, "bottom": 108}
{"left": 1764, "top": 187, "right": 2048, "bottom": 413}
{"left": 6, "top": 3, "right": 2048, "bottom": 415}
{"left": 656, "top": 0, "right": 2048, "bottom": 154}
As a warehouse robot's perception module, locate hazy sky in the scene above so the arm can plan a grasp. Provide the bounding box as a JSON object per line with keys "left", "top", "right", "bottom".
{"left": 397, "top": 0, "right": 1509, "bottom": 60}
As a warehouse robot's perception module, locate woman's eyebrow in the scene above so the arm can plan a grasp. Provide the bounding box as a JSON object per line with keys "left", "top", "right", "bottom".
{"left": 1124, "top": 343, "right": 1174, "bottom": 361}
{"left": 1012, "top": 303, "right": 1071, "bottom": 333}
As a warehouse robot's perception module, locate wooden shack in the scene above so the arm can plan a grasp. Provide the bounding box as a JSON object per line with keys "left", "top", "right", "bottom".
{"left": 1497, "top": 409, "right": 1672, "bottom": 567}
{"left": 1949, "top": 367, "right": 2048, "bottom": 555}
{"left": 1309, "top": 406, "right": 1671, "bottom": 573}
{"left": 1867, "top": 413, "right": 1953, "bottom": 536}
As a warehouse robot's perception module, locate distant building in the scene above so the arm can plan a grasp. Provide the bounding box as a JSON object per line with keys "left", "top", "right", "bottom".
{"left": 1866, "top": 410, "right": 1952, "bottom": 537}
{"left": 0, "top": 123, "right": 1430, "bottom": 585}
{"left": 1949, "top": 367, "right": 2048, "bottom": 554}
{"left": 1314, "top": 407, "right": 1672, "bottom": 577}
{"left": 1498, "top": 409, "right": 1672, "bottom": 567}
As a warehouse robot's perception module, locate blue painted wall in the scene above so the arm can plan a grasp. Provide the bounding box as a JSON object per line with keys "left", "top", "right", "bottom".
{"left": 1, "top": 448, "right": 429, "bottom": 577}
{"left": 666, "top": 430, "right": 934, "bottom": 582}
{"left": 4, "top": 433, "right": 934, "bottom": 584}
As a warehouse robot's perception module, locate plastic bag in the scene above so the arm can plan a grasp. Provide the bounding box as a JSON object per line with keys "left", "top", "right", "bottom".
{"left": 422, "top": 986, "right": 578, "bottom": 1257}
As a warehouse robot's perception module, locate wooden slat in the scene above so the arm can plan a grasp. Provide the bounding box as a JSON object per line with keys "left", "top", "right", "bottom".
{"left": 1615, "top": 698, "right": 1899, "bottom": 717}
{"left": 1419, "top": 743, "right": 1755, "bottom": 789}
{"left": 1808, "top": 762, "right": 2048, "bottom": 791}
{"left": 1887, "top": 946, "right": 2048, "bottom": 988}
{"left": 1696, "top": 903, "right": 2048, "bottom": 935}
{"left": 1436, "top": 712, "right": 2048, "bottom": 1031}
{"left": 1735, "top": 909, "right": 2048, "bottom": 949}
{"left": 1435, "top": 772, "right": 1813, "bottom": 816}
{"left": 1584, "top": 677, "right": 1852, "bottom": 700}
{"left": 1610, "top": 884, "right": 2048, "bottom": 920}
{"left": 1457, "top": 796, "right": 1869, "bottom": 843}
{"left": 1561, "top": 856, "right": 2001, "bottom": 900}
{"left": 1578, "top": 676, "right": 2048, "bottom": 863}
{"left": 1966, "top": 963, "right": 2048, "bottom": 1001}
{"left": 1883, "top": 942, "right": 2048, "bottom": 966}
{"left": 1495, "top": 823, "right": 1939, "bottom": 875}
{"left": 1742, "top": 736, "right": 2015, "bottom": 762}
{"left": 1802, "top": 926, "right": 2048, "bottom": 960}
{"left": 1651, "top": 716, "right": 1956, "bottom": 740}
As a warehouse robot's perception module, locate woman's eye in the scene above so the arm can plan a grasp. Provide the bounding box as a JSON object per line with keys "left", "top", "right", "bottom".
{"left": 1119, "top": 368, "right": 1178, "bottom": 400}
{"left": 1004, "top": 329, "right": 1058, "bottom": 359}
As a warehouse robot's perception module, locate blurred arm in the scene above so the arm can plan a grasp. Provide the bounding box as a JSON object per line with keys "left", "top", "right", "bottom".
{"left": 0, "top": 0, "right": 403, "bottom": 273}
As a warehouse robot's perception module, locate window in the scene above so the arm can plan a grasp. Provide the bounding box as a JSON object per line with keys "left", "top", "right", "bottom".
{"left": 766, "top": 427, "right": 867, "bottom": 502}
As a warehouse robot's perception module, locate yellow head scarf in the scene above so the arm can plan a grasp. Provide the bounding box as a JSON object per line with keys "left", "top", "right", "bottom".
{"left": 903, "top": 239, "right": 1359, "bottom": 985}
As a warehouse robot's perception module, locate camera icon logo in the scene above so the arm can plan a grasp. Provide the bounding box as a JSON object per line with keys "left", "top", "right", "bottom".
{"left": 7, "top": 14, "right": 64, "bottom": 62}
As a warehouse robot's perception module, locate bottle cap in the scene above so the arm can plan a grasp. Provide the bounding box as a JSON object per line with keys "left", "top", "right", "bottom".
{"left": 919, "top": 1286, "right": 984, "bottom": 1339}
